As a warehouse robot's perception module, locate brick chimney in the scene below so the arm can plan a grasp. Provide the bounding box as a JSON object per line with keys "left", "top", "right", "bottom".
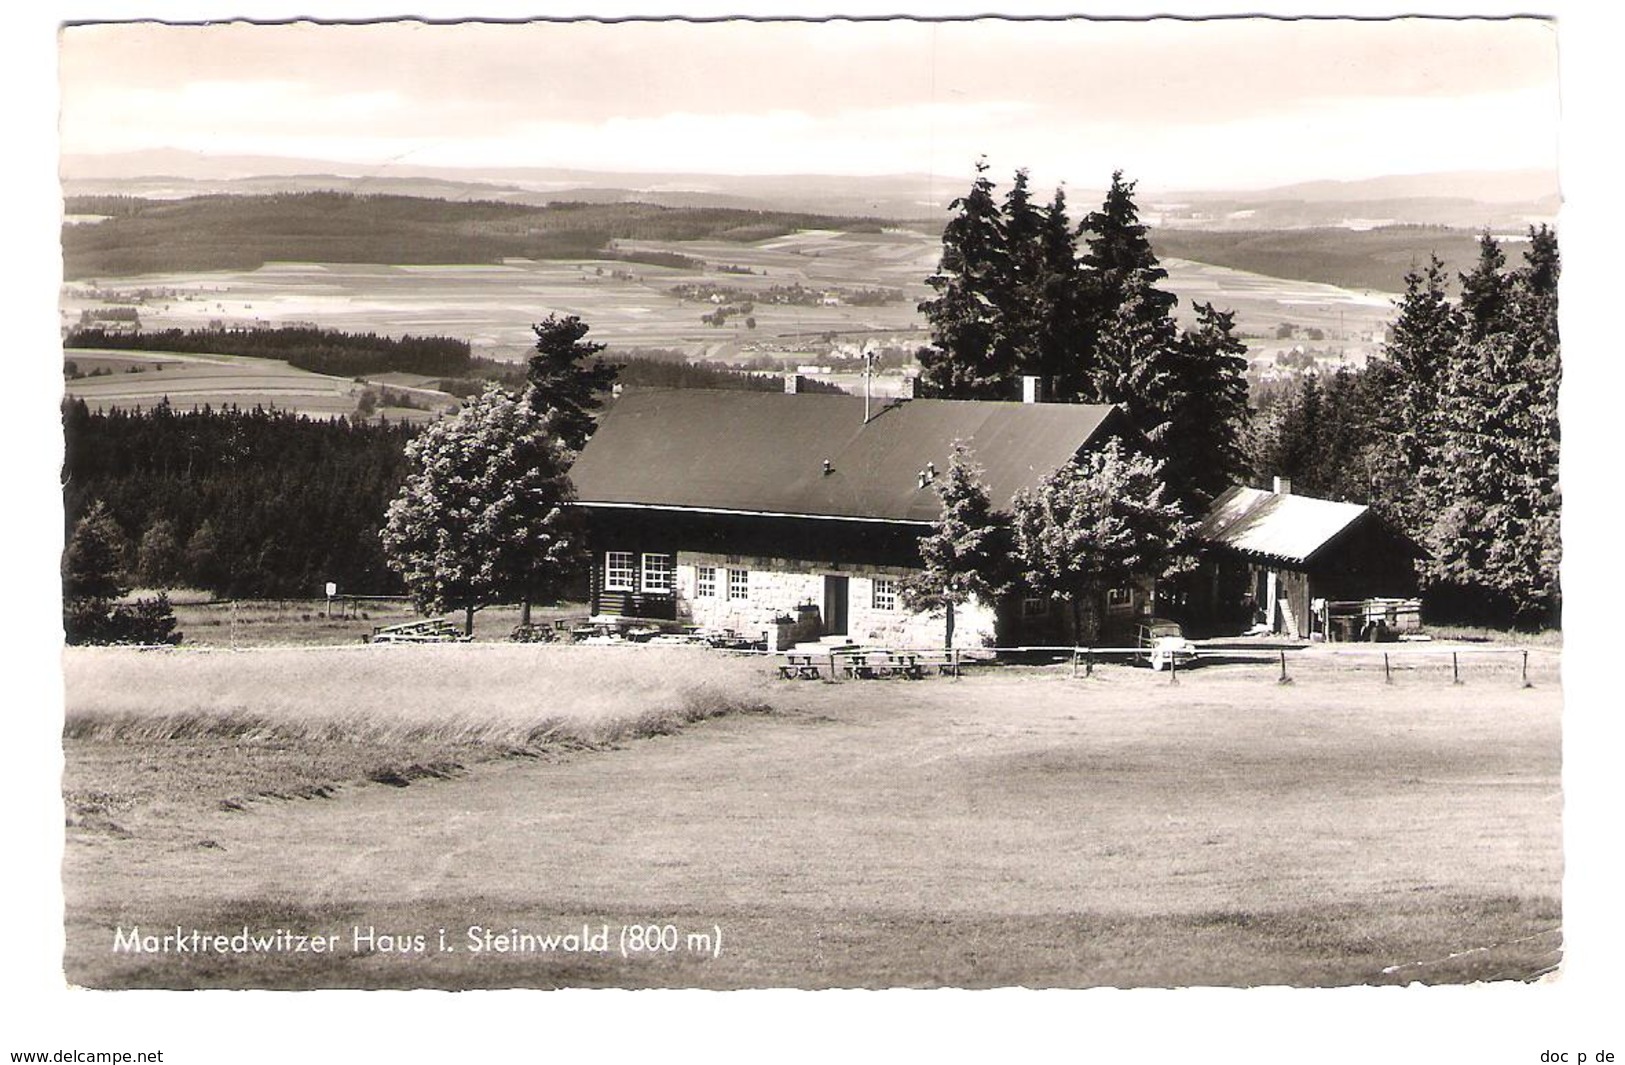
{"left": 898, "top": 375, "right": 918, "bottom": 400}
{"left": 1021, "top": 375, "right": 1044, "bottom": 404}
{"left": 784, "top": 372, "right": 807, "bottom": 395}
{"left": 1273, "top": 476, "right": 1292, "bottom": 495}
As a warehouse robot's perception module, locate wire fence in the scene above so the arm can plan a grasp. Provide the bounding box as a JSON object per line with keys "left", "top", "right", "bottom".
{"left": 748, "top": 642, "right": 1554, "bottom": 688}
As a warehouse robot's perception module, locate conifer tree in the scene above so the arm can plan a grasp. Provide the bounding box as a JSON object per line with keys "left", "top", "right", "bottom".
{"left": 1426, "top": 230, "right": 1561, "bottom": 626}
{"left": 526, "top": 314, "right": 619, "bottom": 452}
{"left": 1383, "top": 254, "right": 1463, "bottom": 527}
{"left": 899, "top": 442, "right": 1015, "bottom": 649}
{"left": 917, "top": 159, "right": 1013, "bottom": 399}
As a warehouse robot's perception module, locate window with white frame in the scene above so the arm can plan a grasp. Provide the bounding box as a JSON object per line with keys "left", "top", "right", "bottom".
{"left": 727, "top": 568, "right": 750, "bottom": 601}
{"left": 696, "top": 566, "right": 718, "bottom": 599}
{"left": 1107, "top": 586, "right": 1134, "bottom": 608}
{"left": 641, "top": 552, "right": 675, "bottom": 594}
{"left": 604, "top": 551, "right": 636, "bottom": 591}
{"left": 871, "top": 578, "right": 897, "bottom": 611}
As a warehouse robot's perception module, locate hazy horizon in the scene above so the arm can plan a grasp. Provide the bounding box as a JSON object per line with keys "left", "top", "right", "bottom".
{"left": 58, "top": 17, "right": 1559, "bottom": 195}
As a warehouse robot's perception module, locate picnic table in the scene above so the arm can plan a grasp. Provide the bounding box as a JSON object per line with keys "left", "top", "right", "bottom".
{"left": 368, "top": 618, "right": 470, "bottom": 644}
{"left": 778, "top": 652, "right": 824, "bottom": 680}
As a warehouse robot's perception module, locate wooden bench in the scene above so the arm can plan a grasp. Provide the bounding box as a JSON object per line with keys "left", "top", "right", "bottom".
{"left": 778, "top": 653, "right": 823, "bottom": 680}
{"left": 888, "top": 652, "right": 926, "bottom": 680}
{"left": 369, "top": 618, "right": 470, "bottom": 644}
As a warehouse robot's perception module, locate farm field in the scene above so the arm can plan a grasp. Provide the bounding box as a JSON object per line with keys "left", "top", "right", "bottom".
{"left": 61, "top": 642, "right": 1561, "bottom": 989}
{"left": 63, "top": 347, "right": 458, "bottom": 421}
{"left": 60, "top": 230, "right": 1399, "bottom": 369}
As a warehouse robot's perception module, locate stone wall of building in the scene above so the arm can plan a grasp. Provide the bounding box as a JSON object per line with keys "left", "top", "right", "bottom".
{"left": 673, "top": 550, "right": 995, "bottom": 649}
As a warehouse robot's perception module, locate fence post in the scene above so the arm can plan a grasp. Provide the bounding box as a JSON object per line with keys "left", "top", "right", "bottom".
{"left": 1452, "top": 651, "right": 1462, "bottom": 685}
{"left": 1072, "top": 647, "right": 1079, "bottom": 678}
{"left": 1521, "top": 649, "right": 1533, "bottom": 689}
{"left": 1278, "top": 650, "right": 1291, "bottom": 685}
{"left": 1168, "top": 649, "right": 1179, "bottom": 685}
{"left": 1085, "top": 647, "right": 1094, "bottom": 678}
{"left": 1384, "top": 652, "right": 1392, "bottom": 685}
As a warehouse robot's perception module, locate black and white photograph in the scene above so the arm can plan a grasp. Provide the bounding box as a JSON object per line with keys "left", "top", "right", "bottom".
{"left": 6, "top": 1, "right": 1620, "bottom": 1061}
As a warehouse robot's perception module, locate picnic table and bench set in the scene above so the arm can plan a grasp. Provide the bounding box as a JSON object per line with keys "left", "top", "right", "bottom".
{"left": 776, "top": 648, "right": 961, "bottom": 681}
{"left": 368, "top": 616, "right": 961, "bottom": 683}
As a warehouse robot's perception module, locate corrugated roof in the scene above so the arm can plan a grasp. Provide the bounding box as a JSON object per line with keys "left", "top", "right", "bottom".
{"left": 1196, "top": 485, "right": 1371, "bottom": 565}
{"left": 569, "top": 389, "right": 1124, "bottom": 523}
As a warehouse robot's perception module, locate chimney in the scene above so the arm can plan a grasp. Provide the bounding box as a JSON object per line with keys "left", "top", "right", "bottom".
{"left": 784, "top": 372, "right": 806, "bottom": 395}
{"left": 1021, "top": 375, "right": 1044, "bottom": 404}
{"left": 1273, "top": 476, "right": 1292, "bottom": 495}
{"left": 898, "top": 375, "right": 918, "bottom": 400}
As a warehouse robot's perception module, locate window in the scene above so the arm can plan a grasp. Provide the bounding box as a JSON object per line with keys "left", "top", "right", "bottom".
{"left": 1107, "top": 586, "right": 1134, "bottom": 608}
{"left": 604, "top": 551, "right": 636, "bottom": 591}
{"left": 641, "top": 553, "right": 674, "bottom": 594}
{"left": 1022, "top": 595, "right": 1049, "bottom": 618}
{"left": 871, "top": 578, "right": 897, "bottom": 611}
{"left": 727, "top": 569, "right": 750, "bottom": 601}
{"left": 696, "top": 566, "right": 717, "bottom": 599}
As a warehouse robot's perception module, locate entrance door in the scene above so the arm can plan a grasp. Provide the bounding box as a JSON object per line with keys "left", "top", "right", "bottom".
{"left": 822, "top": 575, "right": 850, "bottom": 636}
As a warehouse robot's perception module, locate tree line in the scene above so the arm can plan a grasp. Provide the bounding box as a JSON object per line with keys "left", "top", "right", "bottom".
{"left": 911, "top": 162, "right": 1559, "bottom": 631}
{"left": 62, "top": 400, "right": 419, "bottom": 600}
{"left": 916, "top": 162, "right": 1251, "bottom": 518}
{"left": 1248, "top": 229, "right": 1560, "bottom": 627}
{"left": 66, "top": 325, "right": 473, "bottom": 379}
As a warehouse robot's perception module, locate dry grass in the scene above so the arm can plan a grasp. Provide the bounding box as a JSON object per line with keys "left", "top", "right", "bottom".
{"left": 61, "top": 643, "right": 770, "bottom": 837}
{"left": 64, "top": 643, "right": 768, "bottom": 748}
{"left": 61, "top": 648, "right": 1561, "bottom": 989}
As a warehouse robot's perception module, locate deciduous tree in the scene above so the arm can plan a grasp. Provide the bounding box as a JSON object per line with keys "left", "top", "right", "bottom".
{"left": 1011, "top": 439, "right": 1192, "bottom": 642}
{"left": 381, "top": 385, "right": 582, "bottom": 635}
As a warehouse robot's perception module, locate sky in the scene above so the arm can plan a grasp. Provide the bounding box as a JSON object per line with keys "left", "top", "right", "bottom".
{"left": 57, "top": 15, "right": 1559, "bottom": 191}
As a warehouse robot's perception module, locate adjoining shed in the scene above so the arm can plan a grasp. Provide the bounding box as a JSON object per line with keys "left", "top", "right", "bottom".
{"left": 567, "top": 384, "right": 1142, "bottom": 648}
{"left": 1192, "top": 478, "right": 1426, "bottom": 640}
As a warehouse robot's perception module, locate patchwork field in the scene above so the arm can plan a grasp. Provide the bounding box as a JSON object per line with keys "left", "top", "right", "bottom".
{"left": 61, "top": 643, "right": 1561, "bottom": 989}
{"left": 61, "top": 230, "right": 1399, "bottom": 369}
{"left": 63, "top": 348, "right": 458, "bottom": 421}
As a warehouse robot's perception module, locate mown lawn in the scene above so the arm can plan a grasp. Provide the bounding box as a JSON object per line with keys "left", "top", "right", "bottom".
{"left": 61, "top": 645, "right": 1562, "bottom": 989}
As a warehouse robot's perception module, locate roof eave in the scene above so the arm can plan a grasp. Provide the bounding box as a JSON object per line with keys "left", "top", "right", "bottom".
{"left": 575, "top": 500, "right": 935, "bottom": 527}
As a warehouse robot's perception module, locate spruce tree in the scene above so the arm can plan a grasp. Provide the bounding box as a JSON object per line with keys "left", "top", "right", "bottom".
{"left": 898, "top": 442, "right": 1014, "bottom": 649}
{"left": 1164, "top": 302, "right": 1252, "bottom": 509}
{"left": 1383, "top": 254, "right": 1463, "bottom": 528}
{"left": 1034, "top": 186, "right": 1085, "bottom": 395}
{"left": 526, "top": 314, "right": 619, "bottom": 452}
{"left": 1426, "top": 230, "right": 1561, "bottom": 626}
{"left": 917, "top": 159, "right": 1013, "bottom": 399}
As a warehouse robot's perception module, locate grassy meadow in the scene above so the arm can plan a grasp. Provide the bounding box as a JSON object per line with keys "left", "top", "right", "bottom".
{"left": 61, "top": 643, "right": 1561, "bottom": 989}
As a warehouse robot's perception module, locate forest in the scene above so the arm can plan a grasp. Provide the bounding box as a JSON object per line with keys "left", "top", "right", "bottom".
{"left": 62, "top": 400, "right": 419, "bottom": 599}
{"left": 61, "top": 192, "right": 891, "bottom": 278}
{"left": 65, "top": 325, "right": 473, "bottom": 378}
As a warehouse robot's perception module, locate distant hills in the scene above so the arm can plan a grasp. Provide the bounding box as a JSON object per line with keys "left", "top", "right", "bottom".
{"left": 60, "top": 149, "right": 1558, "bottom": 234}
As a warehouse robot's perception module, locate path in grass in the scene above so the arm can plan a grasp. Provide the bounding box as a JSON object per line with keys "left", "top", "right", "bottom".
{"left": 64, "top": 657, "right": 1561, "bottom": 989}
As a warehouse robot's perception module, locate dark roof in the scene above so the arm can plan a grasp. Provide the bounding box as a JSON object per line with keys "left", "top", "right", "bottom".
{"left": 569, "top": 389, "right": 1126, "bottom": 524}
{"left": 1197, "top": 485, "right": 1424, "bottom": 566}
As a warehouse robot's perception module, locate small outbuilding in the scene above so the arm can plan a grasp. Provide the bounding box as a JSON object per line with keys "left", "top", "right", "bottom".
{"left": 1193, "top": 478, "right": 1426, "bottom": 640}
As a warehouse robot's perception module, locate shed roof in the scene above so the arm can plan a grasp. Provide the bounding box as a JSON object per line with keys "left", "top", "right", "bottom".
{"left": 569, "top": 389, "right": 1125, "bottom": 524}
{"left": 1196, "top": 485, "right": 1390, "bottom": 566}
